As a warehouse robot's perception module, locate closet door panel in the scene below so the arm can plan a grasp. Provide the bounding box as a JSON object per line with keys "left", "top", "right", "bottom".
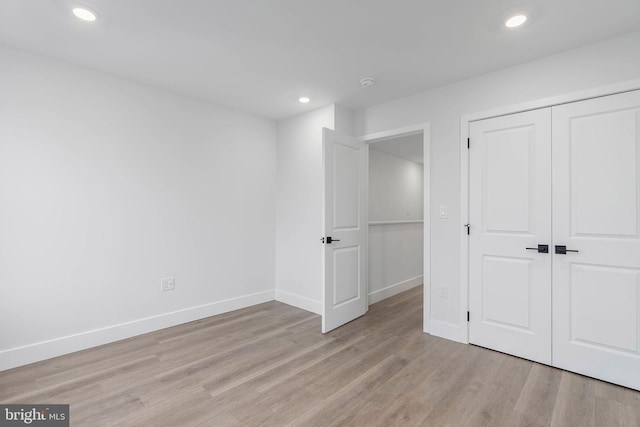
{"left": 469, "top": 108, "right": 552, "bottom": 364}
{"left": 552, "top": 89, "right": 640, "bottom": 391}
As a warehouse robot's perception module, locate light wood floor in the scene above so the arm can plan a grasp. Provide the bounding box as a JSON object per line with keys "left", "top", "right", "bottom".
{"left": 2, "top": 286, "right": 639, "bottom": 426}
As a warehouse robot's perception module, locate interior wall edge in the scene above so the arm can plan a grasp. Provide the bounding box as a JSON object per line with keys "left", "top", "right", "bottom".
{"left": 275, "top": 290, "right": 322, "bottom": 315}
{"left": 429, "top": 319, "right": 467, "bottom": 343}
{"left": 368, "top": 276, "right": 423, "bottom": 305}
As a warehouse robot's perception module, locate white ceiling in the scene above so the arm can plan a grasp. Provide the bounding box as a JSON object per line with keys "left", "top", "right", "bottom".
{"left": 370, "top": 134, "right": 423, "bottom": 165}
{"left": 1, "top": 1, "right": 639, "bottom": 121}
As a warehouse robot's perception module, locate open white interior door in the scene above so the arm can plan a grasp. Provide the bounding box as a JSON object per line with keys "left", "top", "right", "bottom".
{"left": 322, "top": 128, "right": 368, "bottom": 333}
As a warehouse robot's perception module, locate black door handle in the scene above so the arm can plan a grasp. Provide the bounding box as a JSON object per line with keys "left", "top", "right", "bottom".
{"left": 325, "top": 236, "right": 340, "bottom": 244}
{"left": 525, "top": 244, "right": 549, "bottom": 253}
{"left": 555, "top": 245, "right": 579, "bottom": 255}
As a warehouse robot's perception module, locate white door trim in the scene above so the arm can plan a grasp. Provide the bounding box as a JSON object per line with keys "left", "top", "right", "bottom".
{"left": 360, "top": 122, "right": 431, "bottom": 333}
{"left": 460, "top": 78, "right": 640, "bottom": 344}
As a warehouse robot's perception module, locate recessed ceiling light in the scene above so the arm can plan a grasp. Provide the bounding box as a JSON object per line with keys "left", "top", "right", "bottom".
{"left": 298, "top": 96, "right": 310, "bottom": 103}
{"left": 73, "top": 6, "right": 98, "bottom": 22}
{"left": 505, "top": 14, "right": 527, "bottom": 28}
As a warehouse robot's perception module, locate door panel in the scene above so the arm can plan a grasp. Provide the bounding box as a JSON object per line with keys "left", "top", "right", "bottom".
{"left": 333, "top": 143, "right": 360, "bottom": 228}
{"left": 333, "top": 246, "right": 360, "bottom": 305}
{"left": 552, "top": 90, "right": 640, "bottom": 390}
{"left": 570, "top": 264, "right": 639, "bottom": 353}
{"left": 469, "top": 108, "right": 552, "bottom": 364}
{"left": 483, "top": 256, "right": 532, "bottom": 330}
{"left": 322, "top": 128, "right": 368, "bottom": 333}
{"left": 484, "top": 126, "right": 535, "bottom": 233}
{"left": 570, "top": 107, "right": 638, "bottom": 237}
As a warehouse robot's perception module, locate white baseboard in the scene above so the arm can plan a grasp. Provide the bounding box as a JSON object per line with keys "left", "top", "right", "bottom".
{"left": 275, "top": 290, "right": 322, "bottom": 315}
{"left": 0, "top": 290, "right": 275, "bottom": 371}
{"left": 368, "top": 276, "right": 423, "bottom": 305}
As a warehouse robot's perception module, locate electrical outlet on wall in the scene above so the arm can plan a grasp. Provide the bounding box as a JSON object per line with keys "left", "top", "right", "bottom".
{"left": 161, "top": 277, "right": 175, "bottom": 291}
{"left": 439, "top": 284, "right": 448, "bottom": 298}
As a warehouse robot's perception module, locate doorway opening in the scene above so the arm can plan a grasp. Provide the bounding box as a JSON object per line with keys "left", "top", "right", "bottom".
{"left": 364, "top": 124, "right": 430, "bottom": 332}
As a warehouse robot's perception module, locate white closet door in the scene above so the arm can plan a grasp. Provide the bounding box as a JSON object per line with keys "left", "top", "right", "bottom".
{"left": 552, "top": 90, "right": 640, "bottom": 390}
{"left": 469, "top": 108, "right": 552, "bottom": 364}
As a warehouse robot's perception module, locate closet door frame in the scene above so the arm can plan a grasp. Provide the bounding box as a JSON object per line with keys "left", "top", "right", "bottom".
{"left": 457, "top": 78, "right": 640, "bottom": 345}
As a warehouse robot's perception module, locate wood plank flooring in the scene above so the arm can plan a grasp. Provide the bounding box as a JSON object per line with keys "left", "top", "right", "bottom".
{"left": 1, "top": 286, "right": 639, "bottom": 426}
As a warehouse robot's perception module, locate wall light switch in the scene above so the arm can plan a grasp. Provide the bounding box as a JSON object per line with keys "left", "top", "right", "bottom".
{"left": 439, "top": 284, "right": 448, "bottom": 298}
{"left": 439, "top": 205, "right": 448, "bottom": 219}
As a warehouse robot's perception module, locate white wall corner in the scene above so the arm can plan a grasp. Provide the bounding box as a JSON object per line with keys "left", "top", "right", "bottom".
{"left": 275, "top": 290, "right": 322, "bottom": 315}
{"left": 334, "top": 103, "right": 355, "bottom": 136}
{"left": 368, "top": 276, "right": 423, "bottom": 305}
{"left": 429, "top": 319, "right": 468, "bottom": 344}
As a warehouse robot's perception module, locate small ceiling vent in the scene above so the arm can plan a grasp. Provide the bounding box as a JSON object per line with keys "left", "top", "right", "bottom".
{"left": 360, "top": 77, "right": 376, "bottom": 88}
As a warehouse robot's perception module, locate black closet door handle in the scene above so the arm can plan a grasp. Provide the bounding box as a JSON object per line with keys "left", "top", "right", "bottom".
{"left": 555, "top": 245, "right": 579, "bottom": 255}
{"left": 525, "top": 244, "right": 549, "bottom": 253}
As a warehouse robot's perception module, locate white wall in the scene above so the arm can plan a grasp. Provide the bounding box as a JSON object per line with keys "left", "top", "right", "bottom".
{"left": 0, "top": 44, "right": 277, "bottom": 370}
{"left": 368, "top": 149, "right": 423, "bottom": 303}
{"left": 369, "top": 150, "right": 423, "bottom": 222}
{"left": 334, "top": 104, "right": 355, "bottom": 136}
{"left": 355, "top": 31, "right": 640, "bottom": 342}
{"left": 275, "top": 105, "right": 335, "bottom": 313}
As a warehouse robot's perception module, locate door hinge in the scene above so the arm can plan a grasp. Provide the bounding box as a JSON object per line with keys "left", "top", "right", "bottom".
{"left": 467, "top": 311, "right": 470, "bottom": 322}
{"left": 467, "top": 137, "right": 470, "bottom": 149}
{"left": 464, "top": 224, "right": 470, "bottom": 235}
